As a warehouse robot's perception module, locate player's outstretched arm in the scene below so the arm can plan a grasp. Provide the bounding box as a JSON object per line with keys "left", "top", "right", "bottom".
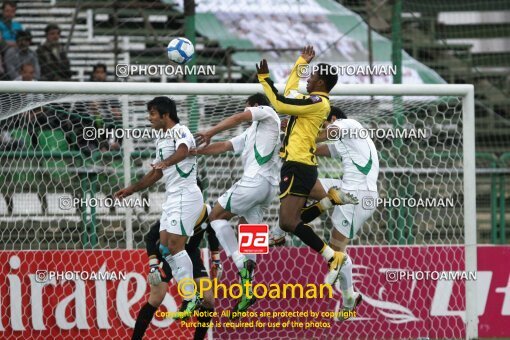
{"left": 152, "top": 143, "right": 189, "bottom": 170}
{"left": 284, "top": 45, "right": 315, "bottom": 97}
{"left": 195, "top": 110, "right": 253, "bottom": 146}
{"left": 192, "top": 141, "right": 234, "bottom": 156}
{"left": 256, "top": 59, "right": 323, "bottom": 116}
{"left": 114, "top": 168, "right": 163, "bottom": 199}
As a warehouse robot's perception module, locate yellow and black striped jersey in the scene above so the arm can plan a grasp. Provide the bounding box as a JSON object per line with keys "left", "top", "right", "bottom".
{"left": 258, "top": 56, "right": 330, "bottom": 166}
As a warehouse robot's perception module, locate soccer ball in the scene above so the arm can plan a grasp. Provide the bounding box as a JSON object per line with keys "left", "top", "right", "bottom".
{"left": 167, "top": 37, "right": 194, "bottom": 64}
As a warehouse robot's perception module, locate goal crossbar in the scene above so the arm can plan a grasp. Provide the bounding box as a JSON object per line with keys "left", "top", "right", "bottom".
{"left": 2, "top": 80, "right": 473, "bottom": 96}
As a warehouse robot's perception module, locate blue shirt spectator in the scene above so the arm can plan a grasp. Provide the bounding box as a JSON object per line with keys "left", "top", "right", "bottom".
{"left": 0, "top": 1, "right": 23, "bottom": 46}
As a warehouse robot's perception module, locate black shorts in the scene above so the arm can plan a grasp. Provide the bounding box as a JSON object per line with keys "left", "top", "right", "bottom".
{"left": 161, "top": 246, "right": 208, "bottom": 283}
{"left": 279, "top": 160, "right": 318, "bottom": 199}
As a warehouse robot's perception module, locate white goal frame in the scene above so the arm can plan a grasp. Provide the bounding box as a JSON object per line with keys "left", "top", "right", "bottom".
{"left": 0, "top": 81, "right": 477, "bottom": 339}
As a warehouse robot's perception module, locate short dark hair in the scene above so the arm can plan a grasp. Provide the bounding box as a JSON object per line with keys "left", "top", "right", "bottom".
{"left": 327, "top": 106, "right": 347, "bottom": 122}
{"left": 246, "top": 93, "right": 269, "bottom": 107}
{"left": 2, "top": 1, "right": 17, "bottom": 10}
{"left": 45, "top": 23, "right": 60, "bottom": 35}
{"left": 16, "top": 30, "right": 31, "bottom": 42}
{"left": 93, "top": 63, "right": 107, "bottom": 73}
{"left": 147, "top": 96, "right": 179, "bottom": 123}
{"left": 315, "top": 63, "right": 338, "bottom": 92}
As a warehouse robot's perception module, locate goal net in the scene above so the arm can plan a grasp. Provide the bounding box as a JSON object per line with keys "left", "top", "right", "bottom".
{"left": 0, "top": 82, "right": 476, "bottom": 339}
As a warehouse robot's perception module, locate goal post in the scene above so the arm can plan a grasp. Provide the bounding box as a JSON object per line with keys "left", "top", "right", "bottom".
{"left": 0, "top": 81, "right": 477, "bottom": 339}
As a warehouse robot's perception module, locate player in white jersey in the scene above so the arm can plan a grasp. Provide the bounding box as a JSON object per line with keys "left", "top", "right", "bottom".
{"left": 194, "top": 93, "right": 280, "bottom": 315}
{"left": 270, "top": 107, "right": 377, "bottom": 319}
{"left": 115, "top": 97, "right": 203, "bottom": 318}
{"left": 298, "top": 106, "right": 379, "bottom": 320}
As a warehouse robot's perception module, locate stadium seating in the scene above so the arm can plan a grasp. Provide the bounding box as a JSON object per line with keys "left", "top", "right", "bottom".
{"left": 46, "top": 192, "right": 77, "bottom": 216}
{"left": 16, "top": 1, "right": 128, "bottom": 81}
{"left": 0, "top": 189, "right": 168, "bottom": 247}
{"left": 12, "top": 193, "right": 42, "bottom": 216}
{"left": 0, "top": 194, "right": 8, "bottom": 216}
{"left": 343, "top": 1, "right": 509, "bottom": 151}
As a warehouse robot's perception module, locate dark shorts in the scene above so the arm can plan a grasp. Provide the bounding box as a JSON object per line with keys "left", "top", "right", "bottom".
{"left": 161, "top": 246, "right": 208, "bottom": 283}
{"left": 279, "top": 161, "right": 318, "bottom": 199}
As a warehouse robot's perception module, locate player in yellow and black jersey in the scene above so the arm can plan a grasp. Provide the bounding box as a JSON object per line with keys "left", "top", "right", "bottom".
{"left": 257, "top": 46, "right": 354, "bottom": 285}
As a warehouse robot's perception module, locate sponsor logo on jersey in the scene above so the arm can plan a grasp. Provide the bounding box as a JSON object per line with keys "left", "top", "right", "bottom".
{"left": 310, "top": 95, "right": 322, "bottom": 103}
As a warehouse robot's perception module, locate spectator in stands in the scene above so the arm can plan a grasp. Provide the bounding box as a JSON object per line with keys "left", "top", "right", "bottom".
{"left": 14, "top": 62, "right": 35, "bottom": 81}
{"left": 90, "top": 63, "right": 107, "bottom": 81}
{"left": 0, "top": 1, "right": 23, "bottom": 49}
{"left": 4, "top": 30, "right": 40, "bottom": 80}
{"left": 37, "top": 24, "right": 72, "bottom": 81}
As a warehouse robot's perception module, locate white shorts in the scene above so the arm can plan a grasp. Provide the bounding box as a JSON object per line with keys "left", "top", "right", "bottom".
{"left": 217, "top": 175, "right": 278, "bottom": 224}
{"left": 159, "top": 187, "right": 204, "bottom": 237}
{"left": 319, "top": 178, "right": 378, "bottom": 239}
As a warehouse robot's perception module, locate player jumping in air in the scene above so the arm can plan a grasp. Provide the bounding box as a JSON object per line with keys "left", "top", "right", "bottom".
{"left": 193, "top": 93, "right": 280, "bottom": 315}
{"left": 115, "top": 96, "right": 204, "bottom": 318}
{"left": 256, "top": 46, "right": 357, "bottom": 285}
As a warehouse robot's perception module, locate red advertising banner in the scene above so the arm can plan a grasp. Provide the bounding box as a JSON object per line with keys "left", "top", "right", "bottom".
{"left": 477, "top": 245, "right": 510, "bottom": 338}
{"left": 215, "top": 245, "right": 470, "bottom": 339}
{"left": 0, "top": 250, "right": 192, "bottom": 340}
{"left": 0, "top": 246, "right": 509, "bottom": 339}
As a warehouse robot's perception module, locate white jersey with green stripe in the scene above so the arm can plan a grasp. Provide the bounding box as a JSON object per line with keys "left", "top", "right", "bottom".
{"left": 327, "top": 118, "right": 379, "bottom": 192}
{"left": 153, "top": 123, "right": 198, "bottom": 194}
{"left": 229, "top": 106, "right": 281, "bottom": 186}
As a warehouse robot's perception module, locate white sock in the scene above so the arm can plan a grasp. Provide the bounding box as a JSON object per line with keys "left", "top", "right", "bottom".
{"left": 166, "top": 250, "right": 194, "bottom": 300}
{"left": 211, "top": 219, "right": 246, "bottom": 270}
{"left": 320, "top": 196, "right": 333, "bottom": 210}
{"left": 231, "top": 251, "right": 245, "bottom": 271}
{"left": 321, "top": 246, "right": 334, "bottom": 261}
{"left": 339, "top": 255, "right": 355, "bottom": 306}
